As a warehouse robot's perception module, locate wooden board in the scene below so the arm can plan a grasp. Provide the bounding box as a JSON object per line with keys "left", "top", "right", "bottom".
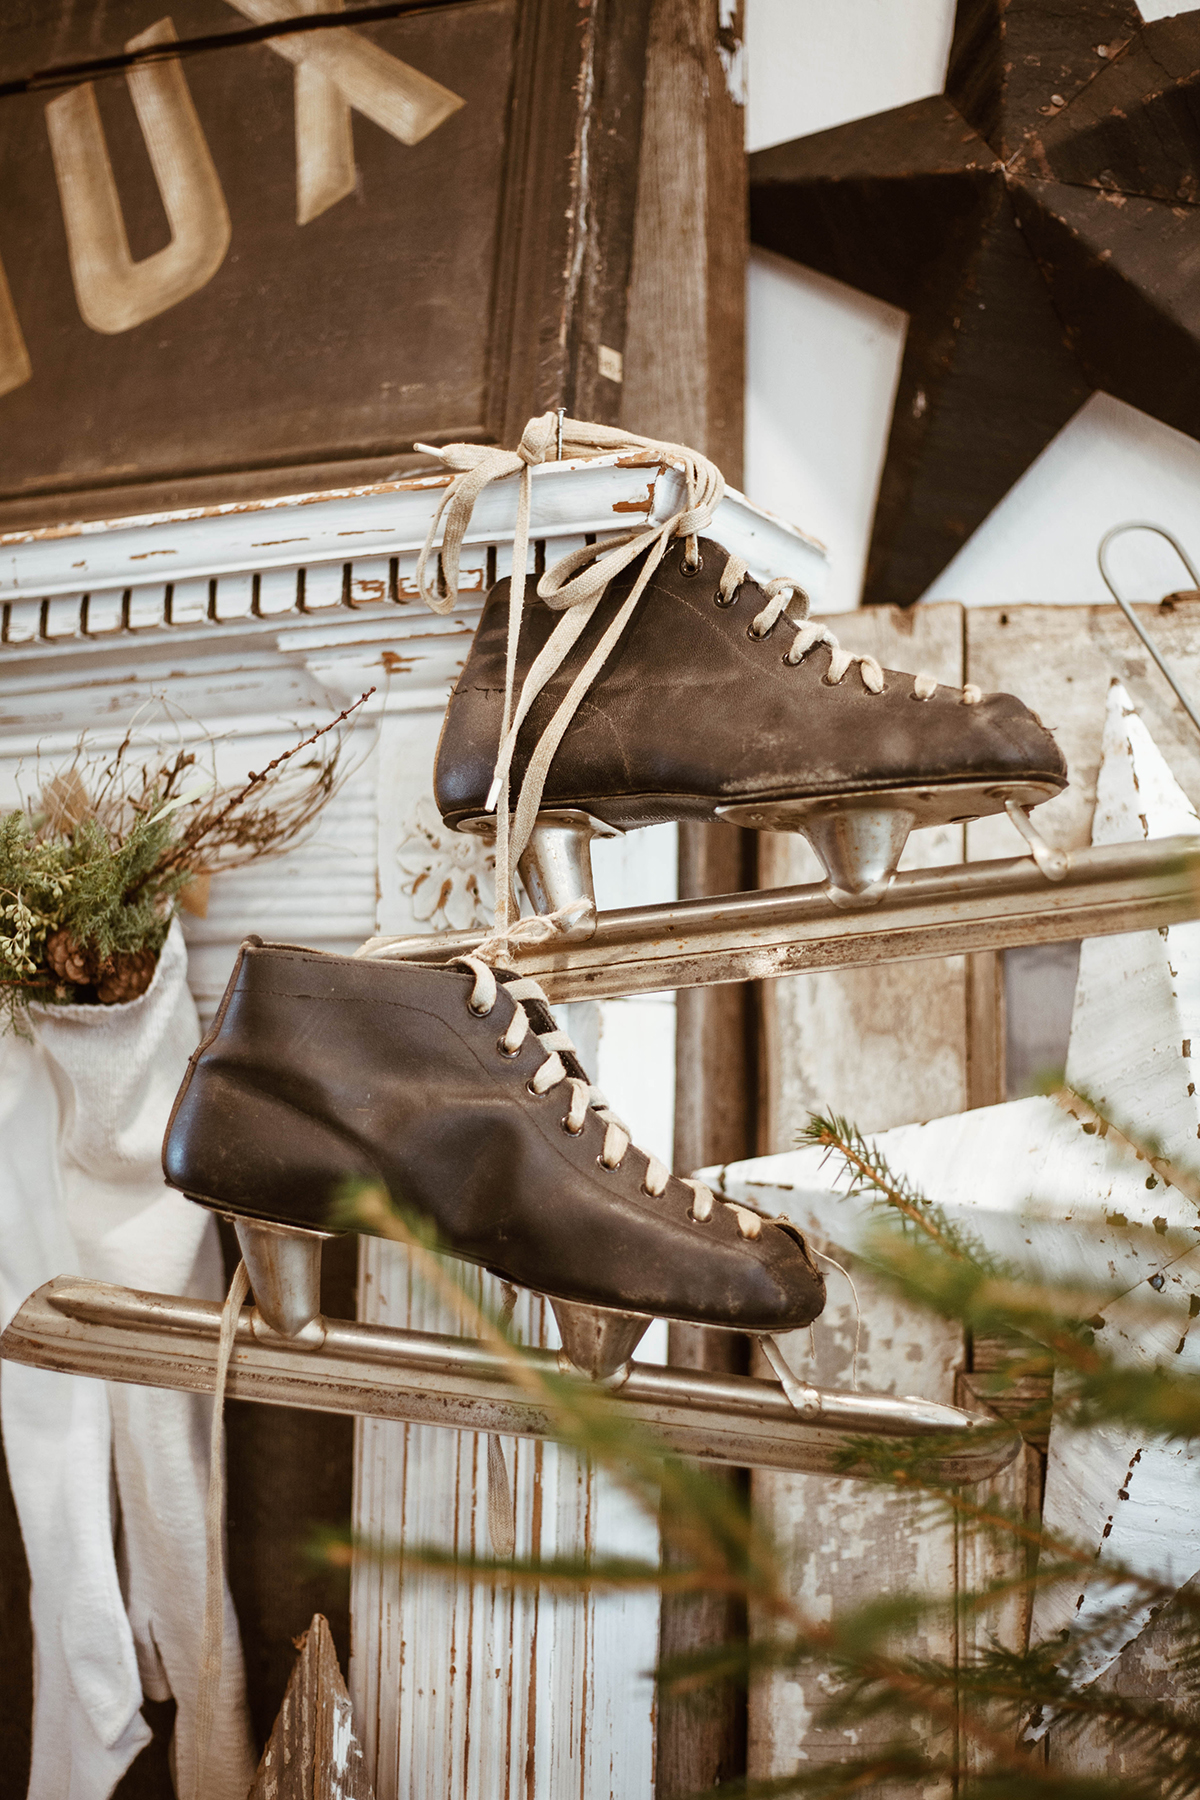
{"left": 754, "top": 597, "right": 1200, "bottom": 1786}
{"left": 249, "top": 1613, "right": 372, "bottom": 1800}
{"left": 964, "top": 595, "right": 1200, "bottom": 860}
{"left": 619, "top": 6, "right": 751, "bottom": 1789}
{"left": 352, "top": 700, "right": 661, "bottom": 1800}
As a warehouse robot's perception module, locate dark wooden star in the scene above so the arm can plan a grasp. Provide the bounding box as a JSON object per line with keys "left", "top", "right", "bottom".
{"left": 750, "top": 0, "right": 1200, "bottom": 607}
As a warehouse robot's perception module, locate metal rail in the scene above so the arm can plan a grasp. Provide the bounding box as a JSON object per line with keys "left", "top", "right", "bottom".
{"left": 360, "top": 835, "right": 1200, "bottom": 1003}
{"left": 1, "top": 1278, "right": 1021, "bottom": 1484}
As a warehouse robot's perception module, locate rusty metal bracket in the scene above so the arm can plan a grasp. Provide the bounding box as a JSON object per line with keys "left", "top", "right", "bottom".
{"left": 1, "top": 1277, "right": 1021, "bottom": 1485}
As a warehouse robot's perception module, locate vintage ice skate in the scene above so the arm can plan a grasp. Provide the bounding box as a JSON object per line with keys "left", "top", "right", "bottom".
{"left": 0, "top": 934, "right": 1023, "bottom": 1481}
{"left": 416, "top": 415, "right": 1067, "bottom": 923}
{"left": 161, "top": 937, "right": 827, "bottom": 1375}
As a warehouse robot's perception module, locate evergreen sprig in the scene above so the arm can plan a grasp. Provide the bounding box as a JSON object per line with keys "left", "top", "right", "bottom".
{"left": 323, "top": 1114, "right": 1200, "bottom": 1796}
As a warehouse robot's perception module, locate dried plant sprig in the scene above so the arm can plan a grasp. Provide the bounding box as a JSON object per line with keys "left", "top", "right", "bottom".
{"left": 0, "top": 690, "right": 373, "bottom": 1028}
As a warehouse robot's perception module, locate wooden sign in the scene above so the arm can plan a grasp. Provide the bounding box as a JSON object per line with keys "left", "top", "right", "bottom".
{"left": 0, "top": 1, "right": 648, "bottom": 527}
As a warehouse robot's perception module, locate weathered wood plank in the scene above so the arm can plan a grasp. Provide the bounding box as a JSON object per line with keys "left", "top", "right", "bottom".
{"left": 964, "top": 595, "right": 1200, "bottom": 860}
{"left": 620, "top": 5, "right": 750, "bottom": 1789}
{"left": 249, "top": 1614, "right": 373, "bottom": 1800}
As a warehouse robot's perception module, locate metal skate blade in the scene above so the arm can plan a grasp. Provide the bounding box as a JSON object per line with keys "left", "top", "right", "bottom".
{"left": 717, "top": 778, "right": 1063, "bottom": 907}
{"left": 461, "top": 809, "right": 623, "bottom": 942}
{"left": 233, "top": 1217, "right": 328, "bottom": 1340}
{"left": 549, "top": 1297, "right": 650, "bottom": 1382}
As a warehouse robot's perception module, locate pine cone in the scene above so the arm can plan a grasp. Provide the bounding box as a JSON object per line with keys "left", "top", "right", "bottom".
{"left": 96, "top": 948, "right": 158, "bottom": 1006}
{"left": 44, "top": 928, "right": 101, "bottom": 987}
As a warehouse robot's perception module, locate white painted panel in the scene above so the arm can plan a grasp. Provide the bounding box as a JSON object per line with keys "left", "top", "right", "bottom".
{"left": 303, "top": 562, "right": 345, "bottom": 609}
{"left": 212, "top": 572, "right": 254, "bottom": 622}
{"left": 926, "top": 394, "right": 1200, "bottom": 609}
{"left": 84, "top": 588, "right": 127, "bottom": 634}
{"left": 42, "top": 594, "right": 83, "bottom": 639}
{"left": 255, "top": 566, "right": 299, "bottom": 617}
{"left": 3, "top": 598, "right": 40, "bottom": 643}
{"left": 746, "top": 254, "right": 904, "bottom": 616}
{"left": 745, "top": 0, "right": 954, "bottom": 152}
{"left": 126, "top": 585, "right": 166, "bottom": 631}
{"left": 168, "top": 578, "right": 209, "bottom": 626}
{"left": 347, "top": 558, "right": 391, "bottom": 608}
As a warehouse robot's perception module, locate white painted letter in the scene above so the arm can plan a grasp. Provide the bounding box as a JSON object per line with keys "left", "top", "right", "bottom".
{"left": 225, "top": 0, "right": 465, "bottom": 223}
{"left": 46, "top": 17, "right": 231, "bottom": 335}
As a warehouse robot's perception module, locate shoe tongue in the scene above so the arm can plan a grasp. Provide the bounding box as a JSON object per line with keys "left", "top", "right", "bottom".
{"left": 495, "top": 970, "right": 589, "bottom": 1081}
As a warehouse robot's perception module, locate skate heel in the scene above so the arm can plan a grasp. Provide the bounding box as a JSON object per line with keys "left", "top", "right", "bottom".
{"left": 549, "top": 1297, "right": 650, "bottom": 1382}
{"left": 234, "top": 1217, "right": 328, "bottom": 1342}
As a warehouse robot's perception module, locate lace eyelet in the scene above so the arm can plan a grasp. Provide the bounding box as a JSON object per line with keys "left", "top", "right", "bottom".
{"left": 526, "top": 1079, "right": 542, "bottom": 1097}
{"left": 498, "top": 1037, "right": 520, "bottom": 1058}
{"left": 597, "top": 1155, "right": 619, "bottom": 1172}
{"left": 562, "top": 1117, "right": 584, "bottom": 1136}
{"left": 714, "top": 587, "right": 736, "bottom": 608}
{"left": 679, "top": 551, "right": 703, "bottom": 577}
{"left": 748, "top": 623, "right": 773, "bottom": 642}
{"left": 686, "top": 1206, "right": 709, "bottom": 1224}
{"left": 468, "top": 999, "right": 491, "bottom": 1017}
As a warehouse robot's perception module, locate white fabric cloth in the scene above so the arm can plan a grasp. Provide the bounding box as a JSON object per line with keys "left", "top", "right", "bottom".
{"left": 0, "top": 920, "right": 256, "bottom": 1799}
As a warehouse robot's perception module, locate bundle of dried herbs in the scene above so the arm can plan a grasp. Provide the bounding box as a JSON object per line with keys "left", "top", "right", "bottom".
{"left": 0, "top": 692, "right": 370, "bottom": 1028}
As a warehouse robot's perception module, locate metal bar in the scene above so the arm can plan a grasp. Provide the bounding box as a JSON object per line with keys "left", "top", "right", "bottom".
{"left": 0, "top": 1278, "right": 1021, "bottom": 1484}
{"left": 359, "top": 835, "right": 1200, "bottom": 1003}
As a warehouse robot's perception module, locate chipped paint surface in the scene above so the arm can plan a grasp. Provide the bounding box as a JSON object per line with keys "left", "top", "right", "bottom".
{"left": 750, "top": 1265, "right": 961, "bottom": 1784}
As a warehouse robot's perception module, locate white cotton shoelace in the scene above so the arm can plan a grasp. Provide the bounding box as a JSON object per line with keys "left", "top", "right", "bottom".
{"left": 458, "top": 954, "right": 764, "bottom": 1242}
{"left": 414, "top": 415, "right": 982, "bottom": 942}
{"left": 193, "top": 1257, "right": 250, "bottom": 1800}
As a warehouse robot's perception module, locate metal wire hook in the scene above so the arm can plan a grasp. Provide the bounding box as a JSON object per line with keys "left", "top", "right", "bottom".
{"left": 1097, "top": 522, "right": 1200, "bottom": 741}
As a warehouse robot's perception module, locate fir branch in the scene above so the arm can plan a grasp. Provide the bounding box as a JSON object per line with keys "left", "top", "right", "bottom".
{"left": 799, "top": 1111, "right": 1002, "bottom": 1269}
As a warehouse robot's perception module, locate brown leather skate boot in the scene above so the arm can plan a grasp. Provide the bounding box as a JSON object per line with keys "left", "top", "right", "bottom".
{"left": 413, "top": 415, "right": 1066, "bottom": 915}
{"left": 163, "top": 938, "right": 826, "bottom": 1375}
{"left": 434, "top": 534, "right": 1067, "bottom": 903}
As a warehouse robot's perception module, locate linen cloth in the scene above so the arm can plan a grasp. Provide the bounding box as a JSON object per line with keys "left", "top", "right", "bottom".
{"left": 0, "top": 921, "right": 255, "bottom": 1798}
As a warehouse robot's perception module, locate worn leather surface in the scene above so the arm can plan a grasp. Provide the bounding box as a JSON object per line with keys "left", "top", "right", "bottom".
{"left": 163, "top": 942, "right": 826, "bottom": 1331}
{"left": 433, "top": 536, "right": 1067, "bottom": 828}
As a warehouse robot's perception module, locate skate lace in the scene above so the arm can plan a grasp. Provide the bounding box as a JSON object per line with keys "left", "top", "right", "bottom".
{"left": 720, "top": 558, "right": 982, "bottom": 705}
{"left": 458, "top": 954, "right": 764, "bottom": 1241}
{"left": 416, "top": 415, "right": 981, "bottom": 939}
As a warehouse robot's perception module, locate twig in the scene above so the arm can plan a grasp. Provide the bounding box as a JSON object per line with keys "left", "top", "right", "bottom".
{"left": 166, "top": 687, "right": 375, "bottom": 865}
